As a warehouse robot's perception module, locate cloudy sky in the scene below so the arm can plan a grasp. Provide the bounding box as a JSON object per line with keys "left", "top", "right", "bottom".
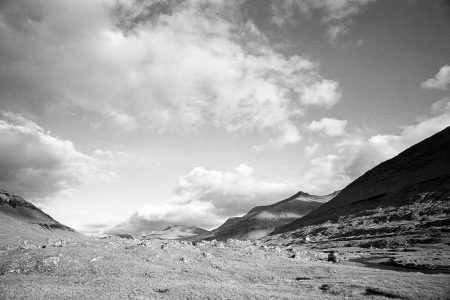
{"left": 0, "top": 0, "right": 449, "bottom": 235}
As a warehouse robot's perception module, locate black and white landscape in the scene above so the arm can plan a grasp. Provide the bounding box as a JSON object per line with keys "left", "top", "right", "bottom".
{"left": 0, "top": 1, "right": 449, "bottom": 299}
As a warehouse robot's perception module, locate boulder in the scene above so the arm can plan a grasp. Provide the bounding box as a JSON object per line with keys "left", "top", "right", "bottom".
{"left": 327, "top": 251, "right": 340, "bottom": 263}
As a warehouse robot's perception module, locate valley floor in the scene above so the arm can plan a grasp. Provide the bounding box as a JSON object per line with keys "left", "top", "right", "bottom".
{"left": 0, "top": 238, "right": 449, "bottom": 299}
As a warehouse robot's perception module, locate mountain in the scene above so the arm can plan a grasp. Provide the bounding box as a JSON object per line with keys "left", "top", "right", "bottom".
{"left": 142, "top": 224, "right": 209, "bottom": 240}
{"left": 0, "top": 190, "right": 79, "bottom": 248}
{"left": 272, "top": 127, "right": 450, "bottom": 246}
{"left": 195, "top": 191, "right": 338, "bottom": 241}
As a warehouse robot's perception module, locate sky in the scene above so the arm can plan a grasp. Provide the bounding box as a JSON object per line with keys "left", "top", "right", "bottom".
{"left": 0, "top": 0, "right": 449, "bottom": 236}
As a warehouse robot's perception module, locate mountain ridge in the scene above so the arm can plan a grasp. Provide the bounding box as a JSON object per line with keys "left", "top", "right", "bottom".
{"left": 0, "top": 190, "right": 81, "bottom": 248}
{"left": 273, "top": 126, "right": 450, "bottom": 235}
{"left": 142, "top": 224, "right": 209, "bottom": 240}
{"left": 194, "top": 190, "right": 338, "bottom": 241}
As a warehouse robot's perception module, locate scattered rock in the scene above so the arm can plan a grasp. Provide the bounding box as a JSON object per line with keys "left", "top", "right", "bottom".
{"left": 53, "top": 239, "right": 67, "bottom": 247}
{"left": 180, "top": 257, "right": 191, "bottom": 263}
{"left": 143, "top": 271, "right": 153, "bottom": 277}
{"left": 43, "top": 239, "right": 68, "bottom": 248}
{"left": 18, "top": 240, "right": 38, "bottom": 250}
{"left": 90, "top": 256, "right": 102, "bottom": 262}
{"left": 295, "top": 276, "right": 313, "bottom": 281}
{"left": 328, "top": 251, "right": 340, "bottom": 263}
{"left": 192, "top": 241, "right": 202, "bottom": 247}
{"left": 137, "top": 240, "right": 151, "bottom": 247}
{"left": 159, "top": 240, "right": 179, "bottom": 249}
{"left": 0, "top": 254, "right": 62, "bottom": 275}
{"left": 36, "top": 255, "right": 61, "bottom": 272}
{"left": 0, "top": 254, "right": 36, "bottom": 275}
{"left": 304, "top": 236, "right": 311, "bottom": 243}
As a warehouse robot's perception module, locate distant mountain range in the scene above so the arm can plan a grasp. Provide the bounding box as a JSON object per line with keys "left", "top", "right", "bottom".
{"left": 194, "top": 191, "right": 338, "bottom": 241}
{"left": 142, "top": 224, "right": 209, "bottom": 240}
{"left": 0, "top": 190, "right": 79, "bottom": 248}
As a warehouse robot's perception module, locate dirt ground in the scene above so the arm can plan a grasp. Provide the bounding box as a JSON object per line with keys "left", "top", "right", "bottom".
{"left": 0, "top": 237, "right": 449, "bottom": 299}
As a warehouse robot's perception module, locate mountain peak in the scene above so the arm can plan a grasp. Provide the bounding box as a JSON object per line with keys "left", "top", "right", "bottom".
{"left": 194, "top": 190, "right": 336, "bottom": 241}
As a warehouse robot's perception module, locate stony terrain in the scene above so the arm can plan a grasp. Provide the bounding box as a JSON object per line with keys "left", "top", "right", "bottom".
{"left": 0, "top": 237, "right": 449, "bottom": 299}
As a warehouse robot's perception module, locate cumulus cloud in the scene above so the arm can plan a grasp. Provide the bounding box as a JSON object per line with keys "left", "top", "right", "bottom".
{"left": 300, "top": 80, "right": 342, "bottom": 107}
{"left": 308, "top": 118, "right": 347, "bottom": 136}
{"left": 421, "top": 65, "right": 450, "bottom": 91}
{"left": 106, "top": 164, "right": 299, "bottom": 235}
{"left": 0, "top": 112, "right": 117, "bottom": 200}
{"left": 271, "top": 0, "right": 376, "bottom": 42}
{"left": 0, "top": 0, "right": 342, "bottom": 150}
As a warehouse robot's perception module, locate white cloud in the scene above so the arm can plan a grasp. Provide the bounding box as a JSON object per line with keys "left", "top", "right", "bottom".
{"left": 0, "top": 0, "right": 342, "bottom": 149}
{"left": 251, "top": 123, "right": 302, "bottom": 152}
{"left": 327, "top": 24, "right": 348, "bottom": 44}
{"left": 308, "top": 118, "right": 347, "bottom": 136}
{"left": 107, "top": 110, "right": 138, "bottom": 132}
{"left": 271, "top": 0, "right": 376, "bottom": 42}
{"left": 299, "top": 154, "right": 350, "bottom": 194}
{"left": 305, "top": 142, "right": 319, "bottom": 155}
{"left": 174, "top": 164, "right": 297, "bottom": 217}
{"left": 300, "top": 80, "right": 342, "bottom": 107}
{"left": 431, "top": 97, "right": 450, "bottom": 113}
{"left": 421, "top": 65, "right": 450, "bottom": 91}
{"left": 107, "top": 164, "right": 299, "bottom": 235}
{"left": 0, "top": 112, "right": 117, "bottom": 200}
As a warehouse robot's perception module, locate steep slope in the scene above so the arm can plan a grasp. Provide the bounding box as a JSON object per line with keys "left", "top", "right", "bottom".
{"left": 143, "top": 225, "right": 209, "bottom": 240}
{"left": 273, "top": 127, "right": 450, "bottom": 242}
{"left": 196, "top": 191, "right": 338, "bottom": 241}
{"left": 0, "top": 190, "right": 79, "bottom": 248}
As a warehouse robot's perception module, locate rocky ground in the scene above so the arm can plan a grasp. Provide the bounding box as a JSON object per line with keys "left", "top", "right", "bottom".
{"left": 0, "top": 237, "right": 449, "bottom": 299}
